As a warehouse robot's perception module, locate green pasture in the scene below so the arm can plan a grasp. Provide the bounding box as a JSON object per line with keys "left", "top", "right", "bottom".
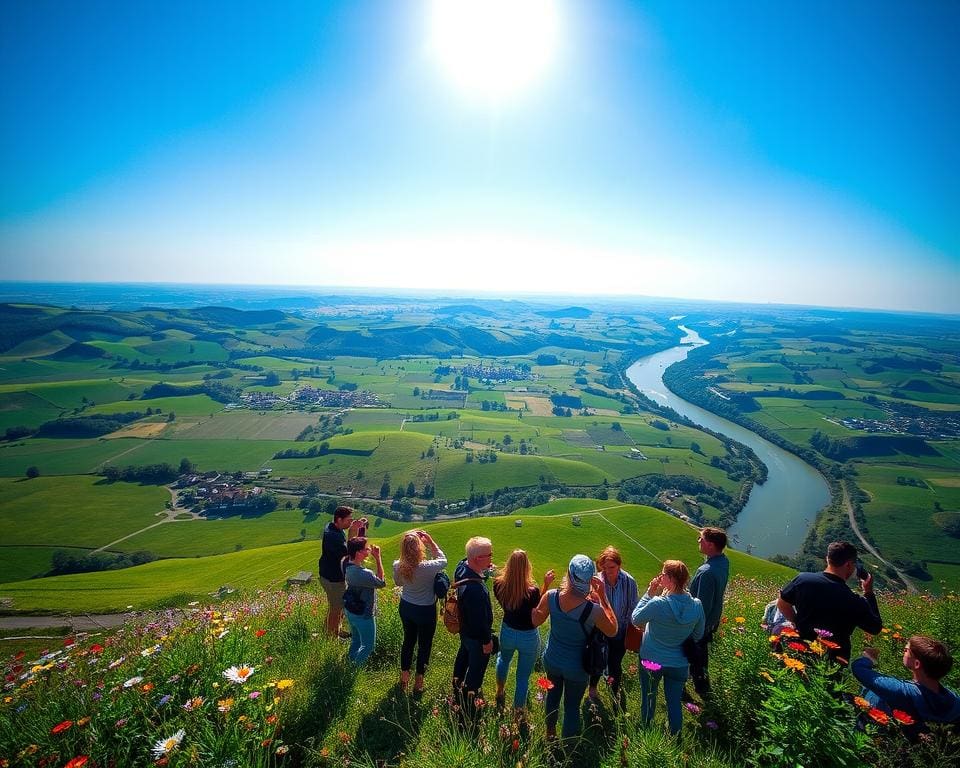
{"left": 86, "top": 393, "right": 224, "bottom": 418}
{"left": 0, "top": 545, "right": 87, "bottom": 583}
{"left": 433, "top": 452, "right": 607, "bottom": 498}
{"left": 0, "top": 475, "right": 168, "bottom": 562}
{"left": 0, "top": 390, "right": 64, "bottom": 430}
{"left": 0, "top": 378, "right": 138, "bottom": 409}
{"left": 101, "top": 438, "right": 295, "bottom": 473}
{"left": 926, "top": 562, "right": 960, "bottom": 593}
{"left": 137, "top": 338, "right": 230, "bottom": 363}
{"left": 856, "top": 464, "right": 960, "bottom": 567}
{"left": 0, "top": 438, "right": 137, "bottom": 476}
{"left": 4, "top": 330, "right": 74, "bottom": 357}
{"left": 0, "top": 503, "right": 795, "bottom": 613}
{"left": 178, "top": 411, "right": 320, "bottom": 440}
{"left": 519, "top": 498, "right": 628, "bottom": 516}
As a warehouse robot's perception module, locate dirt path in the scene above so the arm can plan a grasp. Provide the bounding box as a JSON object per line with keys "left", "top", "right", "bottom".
{"left": 0, "top": 613, "right": 131, "bottom": 631}
{"left": 843, "top": 481, "right": 917, "bottom": 593}
{"left": 91, "top": 486, "right": 202, "bottom": 554}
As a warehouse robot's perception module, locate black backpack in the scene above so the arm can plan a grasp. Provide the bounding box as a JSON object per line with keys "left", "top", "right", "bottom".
{"left": 433, "top": 571, "right": 451, "bottom": 601}
{"left": 578, "top": 600, "right": 609, "bottom": 676}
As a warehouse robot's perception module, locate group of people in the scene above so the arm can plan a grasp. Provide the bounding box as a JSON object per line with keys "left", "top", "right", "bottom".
{"left": 318, "top": 505, "right": 959, "bottom": 741}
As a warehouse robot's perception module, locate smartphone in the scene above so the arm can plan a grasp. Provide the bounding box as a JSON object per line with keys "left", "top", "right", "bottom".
{"left": 855, "top": 560, "right": 868, "bottom": 580}
{"left": 358, "top": 523, "right": 367, "bottom": 537}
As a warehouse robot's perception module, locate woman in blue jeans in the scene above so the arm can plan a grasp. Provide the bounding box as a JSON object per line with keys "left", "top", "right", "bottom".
{"left": 532, "top": 554, "right": 618, "bottom": 740}
{"left": 631, "top": 559, "right": 705, "bottom": 735}
{"left": 493, "top": 550, "right": 555, "bottom": 711}
{"left": 342, "top": 536, "right": 386, "bottom": 666}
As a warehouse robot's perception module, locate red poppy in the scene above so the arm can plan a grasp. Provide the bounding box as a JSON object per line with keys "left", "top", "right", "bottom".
{"left": 536, "top": 677, "right": 555, "bottom": 691}
{"left": 892, "top": 710, "right": 915, "bottom": 726}
{"left": 787, "top": 641, "right": 808, "bottom": 652}
{"left": 255, "top": 629, "right": 267, "bottom": 638}
{"left": 51, "top": 719, "right": 74, "bottom": 734}
{"left": 512, "top": 739, "right": 520, "bottom": 752}
{"left": 65, "top": 758, "right": 89, "bottom": 768}
{"left": 89, "top": 644, "right": 104, "bottom": 654}
{"left": 867, "top": 708, "right": 890, "bottom": 726}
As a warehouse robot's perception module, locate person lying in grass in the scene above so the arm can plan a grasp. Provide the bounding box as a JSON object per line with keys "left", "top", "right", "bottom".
{"left": 852, "top": 635, "right": 960, "bottom": 739}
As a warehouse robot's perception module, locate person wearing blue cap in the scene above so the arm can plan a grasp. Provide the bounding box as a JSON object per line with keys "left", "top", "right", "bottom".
{"left": 532, "top": 554, "right": 618, "bottom": 741}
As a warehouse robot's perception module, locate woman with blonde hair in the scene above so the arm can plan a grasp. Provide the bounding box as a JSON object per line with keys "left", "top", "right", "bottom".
{"left": 393, "top": 529, "right": 446, "bottom": 692}
{"left": 493, "top": 549, "right": 555, "bottom": 710}
{"left": 631, "top": 559, "right": 705, "bottom": 735}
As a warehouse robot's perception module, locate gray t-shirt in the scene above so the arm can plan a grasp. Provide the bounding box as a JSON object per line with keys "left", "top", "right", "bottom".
{"left": 393, "top": 548, "right": 447, "bottom": 606}
{"left": 344, "top": 562, "right": 386, "bottom": 618}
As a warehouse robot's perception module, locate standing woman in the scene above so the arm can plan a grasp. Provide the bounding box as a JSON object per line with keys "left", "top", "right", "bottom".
{"left": 631, "top": 560, "right": 705, "bottom": 735}
{"left": 532, "top": 555, "right": 618, "bottom": 741}
{"left": 589, "top": 546, "right": 639, "bottom": 708}
{"left": 493, "top": 550, "right": 555, "bottom": 711}
{"left": 342, "top": 536, "right": 386, "bottom": 666}
{"left": 393, "top": 529, "right": 447, "bottom": 692}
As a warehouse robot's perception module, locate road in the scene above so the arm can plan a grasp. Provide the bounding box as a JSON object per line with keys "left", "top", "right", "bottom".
{"left": 843, "top": 481, "right": 917, "bottom": 593}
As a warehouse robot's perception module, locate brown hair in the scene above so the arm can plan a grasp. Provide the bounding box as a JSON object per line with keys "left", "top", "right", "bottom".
{"left": 701, "top": 527, "right": 728, "bottom": 551}
{"left": 826, "top": 541, "right": 858, "bottom": 566}
{"left": 494, "top": 550, "right": 535, "bottom": 611}
{"left": 597, "top": 546, "right": 622, "bottom": 568}
{"left": 333, "top": 505, "right": 354, "bottom": 522}
{"left": 662, "top": 560, "right": 690, "bottom": 591}
{"left": 908, "top": 636, "right": 954, "bottom": 680}
{"left": 397, "top": 532, "right": 425, "bottom": 583}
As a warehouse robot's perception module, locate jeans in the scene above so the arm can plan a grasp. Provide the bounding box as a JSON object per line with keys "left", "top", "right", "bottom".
{"left": 544, "top": 663, "right": 590, "bottom": 739}
{"left": 399, "top": 600, "right": 438, "bottom": 675}
{"left": 689, "top": 625, "right": 715, "bottom": 696}
{"left": 345, "top": 613, "right": 376, "bottom": 666}
{"left": 640, "top": 663, "right": 688, "bottom": 735}
{"left": 496, "top": 625, "right": 540, "bottom": 708}
{"left": 454, "top": 635, "right": 491, "bottom": 696}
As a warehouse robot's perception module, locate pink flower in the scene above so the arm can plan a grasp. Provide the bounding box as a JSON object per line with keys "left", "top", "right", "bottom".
{"left": 641, "top": 659, "right": 662, "bottom": 672}
{"left": 685, "top": 702, "right": 701, "bottom": 714}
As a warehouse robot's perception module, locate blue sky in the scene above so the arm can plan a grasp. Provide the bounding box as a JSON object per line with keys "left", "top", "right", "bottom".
{"left": 1, "top": 1, "right": 957, "bottom": 313}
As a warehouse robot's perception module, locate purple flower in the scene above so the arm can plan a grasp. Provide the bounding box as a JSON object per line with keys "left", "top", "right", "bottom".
{"left": 159, "top": 694, "right": 172, "bottom": 706}
{"left": 685, "top": 702, "right": 701, "bottom": 714}
{"left": 706, "top": 720, "right": 719, "bottom": 730}
{"left": 814, "top": 628, "right": 833, "bottom": 639}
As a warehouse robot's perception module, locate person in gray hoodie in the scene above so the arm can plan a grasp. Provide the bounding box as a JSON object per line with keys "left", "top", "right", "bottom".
{"left": 632, "top": 559, "right": 705, "bottom": 735}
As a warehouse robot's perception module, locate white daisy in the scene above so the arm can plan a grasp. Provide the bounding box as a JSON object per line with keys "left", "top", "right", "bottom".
{"left": 123, "top": 676, "right": 143, "bottom": 688}
{"left": 152, "top": 728, "right": 185, "bottom": 757}
{"left": 222, "top": 665, "right": 256, "bottom": 684}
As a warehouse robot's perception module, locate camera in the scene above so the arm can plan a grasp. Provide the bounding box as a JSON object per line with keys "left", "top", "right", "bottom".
{"left": 855, "top": 560, "right": 868, "bottom": 580}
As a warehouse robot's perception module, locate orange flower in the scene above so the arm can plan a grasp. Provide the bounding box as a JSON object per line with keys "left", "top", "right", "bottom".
{"left": 853, "top": 696, "right": 871, "bottom": 710}
{"left": 868, "top": 708, "right": 890, "bottom": 726}
{"left": 780, "top": 628, "right": 800, "bottom": 638}
{"left": 536, "top": 677, "right": 555, "bottom": 691}
{"left": 892, "top": 710, "right": 915, "bottom": 726}
{"left": 734, "top": 649, "right": 743, "bottom": 658}
{"left": 338, "top": 731, "right": 351, "bottom": 744}
{"left": 819, "top": 639, "right": 840, "bottom": 651}
{"left": 255, "top": 629, "right": 267, "bottom": 638}
{"left": 65, "top": 758, "right": 89, "bottom": 768}
{"left": 783, "top": 657, "right": 805, "bottom": 672}
{"left": 51, "top": 720, "right": 73, "bottom": 735}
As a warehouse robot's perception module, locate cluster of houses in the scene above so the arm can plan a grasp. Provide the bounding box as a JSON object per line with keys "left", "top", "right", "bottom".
{"left": 458, "top": 364, "right": 538, "bottom": 384}
{"left": 176, "top": 472, "right": 265, "bottom": 509}
{"left": 834, "top": 411, "right": 960, "bottom": 439}
{"left": 236, "top": 386, "right": 383, "bottom": 410}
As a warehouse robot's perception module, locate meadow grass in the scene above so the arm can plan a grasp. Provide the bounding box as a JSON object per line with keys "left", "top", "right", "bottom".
{"left": 86, "top": 394, "right": 224, "bottom": 419}
{"left": 178, "top": 412, "right": 320, "bottom": 441}
{"left": 0, "top": 438, "right": 139, "bottom": 477}
{"left": 0, "top": 391, "right": 64, "bottom": 431}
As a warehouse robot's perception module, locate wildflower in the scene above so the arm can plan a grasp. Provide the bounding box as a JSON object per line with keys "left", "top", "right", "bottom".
{"left": 853, "top": 696, "right": 871, "bottom": 710}
{"left": 536, "top": 677, "right": 554, "bottom": 691}
{"left": 51, "top": 720, "right": 73, "bottom": 734}
{"left": 808, "top": 641, "right": 826, "bottom": 656}
{"left": 338, "top": 731, "right": 351, "bottom": 744}
{"left": 641, "top": 660, "right": 662, "bottom": 672}
{"left": 266, "top": 714, "right": 278, "bottom": 725}
{"left": 89, "top": 644, "right": 104, "bottom": 654}
{"left": 276, "top": 679, "right": 295, "bottom": 691}
{"left": 217, "top": 697, "right": 235, "bottom": 712}
{"left": 734, "top": 649, "right": 743, "bottom": 658}
{"left": 123, "top": 676, "right": 144, "bottom": 688}
{"left": 684, "top": 702, "right": 701, "bottom": 715}
{"left": 108, "top": 656, "right": 126, "bottom": 670}
{"left": 499, "top": 724, "right": 511, "bottom": 740}
{"left": 223, "top": 665, "right": 256, "bottom": 684}
{"left": 76, "top": 716, "right": 91, "bottom": 727}
{"left": 779, "top": 627, "right": 800, "bottom": 638}
{"left": 159, "top": 694, "right": 172, "bottom": 706}
{"left": 814, "top": 628, "right": 833, "bottom": 638}
{"left": 141, "top": 682, "right": 155, "bottom": 693}
{"left": 867, "top": 708, "right": 890, "bottom": 726}
{"left": 734, "top": 616, "right": 745, "bottom": 624}
{"left": 787, "top": 641, "right": 808, "bottom": 653}
{"left": 255, "top": 629, "right": 267, "bottom": 638}
{"left": 262, "top": 738, "right": 273, "bottom": 747}
{"left": 65, "top": 758, "right": 89, "bottom": 768}
{"left": 249, "top": 690, "right": 262, "bottom": 700}
{"left": 276, "top": 745, "right": 289, "bottom": 755}
{"left": 183, "top": 696, "right": 205, "bottom": 711}
{"left": 892, "top": 710, "right": 915, "bottom": 726}
{"left": 819, "top": 639, "right": 841, "bottom": 651}
{"left": 152, "top": 728, "right": 186, "bottom": 758}
{"left": 706, "top": 720, "right": 719, "bottom": 729}
{"left": 783, "top": 657, "right": 805, "bottom": 672}
{"left": 628, "top": 663, "right": 638, "bottom": 675}
{"left": 512, "top": 738, "right": 520, "bottom": 752}
{"left": 760, "top": 670, "right": 774, "bottom": 682}
{"left": 115, "top": 718, "right": 128, "bottom": 727}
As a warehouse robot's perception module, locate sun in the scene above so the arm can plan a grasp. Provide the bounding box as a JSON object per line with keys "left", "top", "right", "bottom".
{"left": 427, "top": 0, "right": 561, "bottom": 104}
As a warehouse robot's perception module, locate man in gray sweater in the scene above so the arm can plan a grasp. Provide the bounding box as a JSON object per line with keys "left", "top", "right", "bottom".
{"left": 688, "top": 527, "right": 730, "bottom": 697}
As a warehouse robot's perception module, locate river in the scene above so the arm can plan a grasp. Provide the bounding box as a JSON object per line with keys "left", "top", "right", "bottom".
{"left": 625, "top": 326, "right": 830, "bottom": 557}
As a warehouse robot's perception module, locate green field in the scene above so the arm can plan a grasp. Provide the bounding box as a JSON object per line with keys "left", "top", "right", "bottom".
{"left": 178, "top": 410, "right": 320, "bottom": 440}
{"left": 0, "top": 503, "right": 795, "bottom": 612}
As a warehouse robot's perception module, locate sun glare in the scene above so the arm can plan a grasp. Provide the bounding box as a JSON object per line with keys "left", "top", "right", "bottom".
{"left": 428, "top": 0, "right": 561, "bottom": 104}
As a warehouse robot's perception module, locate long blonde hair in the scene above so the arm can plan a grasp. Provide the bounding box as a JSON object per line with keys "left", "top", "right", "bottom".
{"left": 397, "top": 532, "right": 425, "bottom": 583}
{"left": 494, "top": 549, "right": 536, "bottom": 611}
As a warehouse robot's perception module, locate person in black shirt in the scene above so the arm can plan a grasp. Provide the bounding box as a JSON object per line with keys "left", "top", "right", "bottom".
{"left": 319, "top": 505, "right": 365, "bottom": 637}
{"left": 452, "top": 536, "right": 495, "bottom": 715}
{"left": 777, "top": 541, "right": 882, "bottom": 661}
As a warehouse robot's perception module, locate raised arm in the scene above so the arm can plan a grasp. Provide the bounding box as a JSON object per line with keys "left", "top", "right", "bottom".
{"left": 590, "top": 575, "right": 618, "bottom": 638}
{"left": 531, "top": 589, "right": 551, "bottom": 628}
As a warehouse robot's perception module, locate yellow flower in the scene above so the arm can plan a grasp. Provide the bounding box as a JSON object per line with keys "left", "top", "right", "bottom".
{"left": 734, "top": 616, "right": 746, "bottom": 624}
{"left": 783, "top": 657, "right": 806, "bottom": 672}
{"left": 217, "top": 697, "right": 235, "bottom": 713}
{"left": 276, "top": 679, "right": 295, "bottom": 691}
{"left": 760, "top": 670, "right": 774, "bottom": 682}
{"left": 809, "top": 640, "right": 826, "bottom": 656}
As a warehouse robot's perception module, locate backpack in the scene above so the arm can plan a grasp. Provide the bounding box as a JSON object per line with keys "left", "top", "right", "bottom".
{"left": 342, "top": 587, "right": 365, "bottom": 616}
{"left": 442, "top": 578, "right": 483, "bottom": 634}
{"left": 578, "top": 600, "right": 609, "bottom": 676}
{"left": 433, "top": 571, "right": 451, "bottom": 602}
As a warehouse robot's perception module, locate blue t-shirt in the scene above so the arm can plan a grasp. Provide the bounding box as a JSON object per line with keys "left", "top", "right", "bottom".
{"left": 344, "top": 562, "right": 386, "bottom": 618}
{"left": 543, "top": 589, "right": 601, "bottom": 682}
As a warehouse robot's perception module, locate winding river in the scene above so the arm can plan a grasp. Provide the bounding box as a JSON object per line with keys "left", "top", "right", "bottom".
{"left": 625, "top": 326, "right": 831, "bottom": 557}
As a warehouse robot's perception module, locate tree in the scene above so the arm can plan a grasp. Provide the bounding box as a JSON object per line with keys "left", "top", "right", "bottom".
{"left": 178, "top": 457, "right": 195, "bottom": 475}
{"left": 264, "top": 371, "right": 281, "bottom": 386}
{"left": 413, "top": 386, "right": 421, "bottom": 397}
{"left": 406, "top": 481, "right": 416, "bottom": 497}
{"left": 503, "top": 434, "right": 512, "bottom": 445}
{"left": 26, "top": 466, "right": 39, "bottom": 479}
{"left": 380, "top": 480, "right": 391, "bottom": 499}
{"left": 611, "top": 422, "right": 622, "bottom": 432}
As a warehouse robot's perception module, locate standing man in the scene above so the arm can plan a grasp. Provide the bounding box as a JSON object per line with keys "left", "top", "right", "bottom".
{"left": 452, "top": 536, "right": 495, "bottom": 712}
{"left": 777, "top": 541, "right": 882, "bottom": 661}
{"left": 319, "top": 505, "right": 366, "bottom": 638}
{"left": 689, "top": 527, "right": 730, "bottom": 697}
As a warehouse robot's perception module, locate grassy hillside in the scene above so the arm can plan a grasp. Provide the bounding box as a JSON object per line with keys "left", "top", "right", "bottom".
{"left": 0, "top": 503, "right": 792, "bottom": 613}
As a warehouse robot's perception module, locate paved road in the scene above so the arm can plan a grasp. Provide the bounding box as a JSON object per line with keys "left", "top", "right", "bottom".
{"left": 0, "top": 613, "right": 130, "bottom": 631}
{"left": 843, "top": 481, "right": 917, "bottom": 593}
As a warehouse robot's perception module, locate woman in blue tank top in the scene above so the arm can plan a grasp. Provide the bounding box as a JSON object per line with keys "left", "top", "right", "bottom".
{"left": 532, "top": 554, "right": 618, "bottom": 741}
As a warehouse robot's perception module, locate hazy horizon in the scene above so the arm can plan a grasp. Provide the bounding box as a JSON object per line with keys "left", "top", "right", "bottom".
{"left": 2, "top": 2, "right": 958, "bottom": 313}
